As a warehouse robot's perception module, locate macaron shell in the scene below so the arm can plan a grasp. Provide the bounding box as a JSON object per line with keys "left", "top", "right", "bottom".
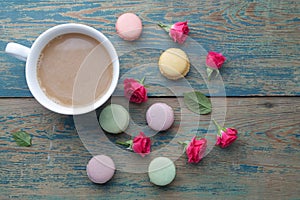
{"left": 158, "top": 48, "right": 190, "bottom": 80}
{"left": 116, "top": 13, "right": 142, "bottom": 41}
{"left": 99, "top": 104, "right": 130, "bottom": 134}
{"left": 86, "top": 155, "right": 115, "bottom": 184}
{"left": 162, "top": 104, "right": 174, "bottom": 130}
{"left": 148, "top": 157, "right": 176, "bottom": 186}
{"left": 146, "top": 103, "right": 174, "bottom": 131}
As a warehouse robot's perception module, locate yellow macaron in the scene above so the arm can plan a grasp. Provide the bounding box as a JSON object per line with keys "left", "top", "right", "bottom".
{"left": 158, "top": 48, "right": 190, "bottom": 80}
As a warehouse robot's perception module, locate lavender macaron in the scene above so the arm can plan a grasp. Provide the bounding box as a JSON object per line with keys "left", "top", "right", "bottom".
{"left": 86, "top": 155, "right": 115, "bottom": 184}
{"left": 146, "top": 103, "right": 174, "bottom": 131}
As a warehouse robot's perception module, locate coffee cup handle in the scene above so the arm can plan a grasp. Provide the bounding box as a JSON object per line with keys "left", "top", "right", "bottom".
{"left": 5, "top": 42, "right": 31, "bottom": 61}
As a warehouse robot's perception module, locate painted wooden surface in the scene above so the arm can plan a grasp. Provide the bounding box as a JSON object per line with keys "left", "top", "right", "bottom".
{"left": 0, "top": 0, "right": 299, "bottom": 97}
{"left": 0, "top": 97, "right": 299, "bottom": 199}
{"left": 0, "top": 0, "right": 299, "bottom": 199}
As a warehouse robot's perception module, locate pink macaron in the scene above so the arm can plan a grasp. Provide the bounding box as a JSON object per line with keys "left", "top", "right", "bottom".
{"left": 86, "top": 155, "right": 115, "bottom": 184}
{"left": 116, "top": 13, "right": 142, "bottom": 41}
{"left": 146, "top": 103, "right": 174, "bottom": 131}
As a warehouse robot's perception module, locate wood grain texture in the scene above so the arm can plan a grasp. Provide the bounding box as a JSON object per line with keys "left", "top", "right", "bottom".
{"left": 0, "top": 0, "right": 299, "bottom": 97}
{"left": 0, "top": 97, "right": 299, "bottom": 199}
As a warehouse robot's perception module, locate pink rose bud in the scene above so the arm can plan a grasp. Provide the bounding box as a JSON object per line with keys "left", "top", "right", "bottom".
{"left": 132, "top": 132, "right": 151, "bottom": 157}
{"left": 206, "top": 51, "right": 226, "bottom": 69}
{"left": 116, "top": 132, "right": 151, "bottom": 157}
{"left": 216, "top": 128, "right": 238, "bottom": 148}
{"left": 169, "top": 21, "right": 189, "bottom": 44}
{"left": 179, "top": 136, "right": 207, "bottom": 164}
{"left": 124, "top": 77, "right": 148, "bottom": 103}
{"left": 186, "top": 137, "right": 207, "bottom": 163}
{"left": 158, "top": 21, "right": 190, "bottom": 44}
{"left": 206, "top": 51, "right": 226, "bottom": 80}
{"left": 213, "top": 119, "right": 238, "bottom": 148}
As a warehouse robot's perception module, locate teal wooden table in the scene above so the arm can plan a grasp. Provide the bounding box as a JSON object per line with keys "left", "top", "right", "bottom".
{"left": 0, "top": 1, "right": 299, "bottom": 199}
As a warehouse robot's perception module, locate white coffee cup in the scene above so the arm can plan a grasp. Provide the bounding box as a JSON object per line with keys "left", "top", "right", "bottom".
{"left": 5, "top": 23, "right": 119, "bottom": 115}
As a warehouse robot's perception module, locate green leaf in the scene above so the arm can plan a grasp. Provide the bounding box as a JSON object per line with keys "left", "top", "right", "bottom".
{"left": 213, "top": 119, "right": 223, "bottom": 137}
{"left": 206, "top": 68, "right": 219, "bottom": 80}
{"left": 184, "top": 91, "right": 212, "bottom": 115}
{"left": 157, "top": 22, "right": 171, "bottom": 33}
{"left": 137, "top": 76, "right": 147, "bottom": 86}
{"left": 139, "top": 76, "right": 145, "bottom": 85}
{"left": 12, "top": 131, "right": 32, "bottom": 147}
{"left": 178, "top": 140, "right": 190, "bottom": 153}
{"left": 116, "top": 140, "right": 133, "bottom": 150}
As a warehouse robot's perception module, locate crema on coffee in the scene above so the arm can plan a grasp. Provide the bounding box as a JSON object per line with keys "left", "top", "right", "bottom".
{"left": 37, "top": 33, "right": 113, "bottom": 107}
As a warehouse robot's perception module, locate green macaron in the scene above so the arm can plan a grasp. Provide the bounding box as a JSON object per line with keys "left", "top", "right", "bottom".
{"left": 99, "top": 104, "right": 130, "bottom": 134}
{"left": 148, "top": 157, "right": 176, "bottom": 186}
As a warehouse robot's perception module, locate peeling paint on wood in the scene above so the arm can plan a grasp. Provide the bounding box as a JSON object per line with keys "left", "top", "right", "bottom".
{"left": 0, "top": 0, "right": 299, "bottom": 97}
{"left": 0, "top": 97, "right": 299, "bottom": 199}
{"left": 0, "top": 0, "right": 299, "bottom": 199}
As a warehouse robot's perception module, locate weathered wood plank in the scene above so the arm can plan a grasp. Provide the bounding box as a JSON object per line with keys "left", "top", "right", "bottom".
{"left": 0, "top": 97, "right": 299, "bottom": 199}
{"left": 0, "top": 0, "right": 299, "bottom": 97}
